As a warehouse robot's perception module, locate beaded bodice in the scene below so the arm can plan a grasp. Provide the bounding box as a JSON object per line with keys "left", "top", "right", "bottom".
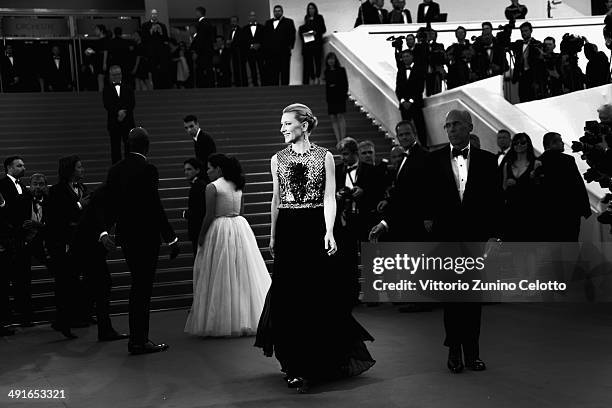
{"left": 277, "top": 144, "right": 327, "bottom": 209}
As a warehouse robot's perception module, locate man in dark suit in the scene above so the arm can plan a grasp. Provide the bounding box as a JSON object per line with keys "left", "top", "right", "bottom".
{"left": 183, "top": 114, "right": 216, "bottom": 174}
{"left": 0, "top": 156, "right": 32, "bottom": 327}
{"left": 369, "top": 120, "right": 429, "bottom": 243}
{"left": 192, "top": 6, "right": 216, "bottom": 88}
{"left": 242, "top": 11, "right": 265, "bottom": 86}
{"left": 395, "top": 48, "right": 427, "bottom": 146}
{"left": 374, "top": 0, "right": 389, "bottom": 23}
{"left": 42, "top": 45, "right": 72, "bottom": 92}
{"left": 334, "top": 138, "right": 380, "bottom": 305}
{"left": 212, "top": 35, "right": 232, "bottom": 87}
{"left": 537, "top": 132, "right": 591, "bottom": 241}
{"left": 511, "top": 22, "right": 544, "bottom": 102}
{"left": 141, "top": 9, "right": 169, "bottom": 88}
{"left": 387, "top": 0, "right": 412, "bottom": 23}
{"left": 355, "top": 0, "right": 381, "bottom": 27}
{"left": 183, "top": 158, "right": 207, "bottom": 256}
{"left": 1, "top": 44, "right": 23, "bottom": 92}
{"left": 228, "top": 16, "right": 247, "bottom": 86}
{"left": 263, "top": 5, "right": 296, "bottom": 86}
{"left": 472, "top": 33, "right": 509, "bottom": 81}
{"left": 104, "top": 128, "right": 180, "bottom": 355}
{"left": 584, "top": 42, "right": 610, "bottom": 88}
{"left": 71, "top": 184, "right": 128, "bottom": 342}
{"left": 424, "top": 110, "right": 503, "bottom": 374}
{"left": 103, "top": 65, "right": 136, "bottom": 164}
{"left": 417, "top": 0, "right": 441, "bottom": 23}
{"left": 496, "top": 129, "right": 512, "bottom": 168}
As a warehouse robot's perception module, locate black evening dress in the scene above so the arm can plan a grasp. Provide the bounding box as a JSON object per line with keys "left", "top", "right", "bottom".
{"left": 255, "top": 143, "right": 375, "bottom": 381}
{"left": 502, "top": 160, "right": 540, "bottom": 241}
{"left": 325, "top": 67, "right": 348, "bottom": 115}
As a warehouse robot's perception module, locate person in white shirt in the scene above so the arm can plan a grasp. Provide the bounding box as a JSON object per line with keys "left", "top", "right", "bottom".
{"left": 496, "top": 129, "right": 512, "bottom": 167}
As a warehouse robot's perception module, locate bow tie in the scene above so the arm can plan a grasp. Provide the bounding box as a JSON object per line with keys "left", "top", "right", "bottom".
{"left": 452, "top": 147, "right": 469, "bottom": 159}
{"left": 497, "top": 150, "right": 505, "bottom": 156}
{"left": 72, "top": 183, "right": 79, "bottom": 189}
{"left": 33, "top": 197, "right": 43, "bottom": 206}
{"left": 53, "top": 56, "right": 60, "bottom": 60}
{"left": 113, "top": 82, "right": 121, "bottom": 86}
{"left": 346, "top": 164, "right": 358, "bottom": 172}
{"left": 250, "top": 23, "right": 257, "bottom": 26}
{"left": 274, "top": 18, "right": 280, "bottom": 21}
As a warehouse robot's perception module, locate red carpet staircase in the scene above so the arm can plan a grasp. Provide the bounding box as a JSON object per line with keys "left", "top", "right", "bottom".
{"left": 0, "top": 86, "right": 391, "bottom": 323}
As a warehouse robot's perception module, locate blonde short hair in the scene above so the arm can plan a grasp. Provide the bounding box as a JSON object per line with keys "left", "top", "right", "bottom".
{"left": 282, "top": 103, "right": 318, "bottom": 132}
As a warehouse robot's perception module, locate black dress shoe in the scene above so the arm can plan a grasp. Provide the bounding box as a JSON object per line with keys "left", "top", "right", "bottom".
{"left": 128, "top": 340, "right": 169, "bottom": 355}
{"left": 98, "top": 331, "right": 129, "bottom": 342}
{"left": 447, "top": 346, "right": 464, "bottom": 373}
{"left": 51, "top": 323, "right": 77, "bottom": 339}
{"left": 465, "top": 359, "right": 487, "bottom": 371}
{"left": 0, "top": 326, "right": 16, "bottom": 336}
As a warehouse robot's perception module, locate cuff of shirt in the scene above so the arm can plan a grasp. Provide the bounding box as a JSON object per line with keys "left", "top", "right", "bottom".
{"left": 380, "top": 220, "right": 389, "bottom": 230}
{"left": 0, "top": 201, "right": 5, "bottom": 208}
{"left": 99, "top": 231, "right": 108, "bottom": 241}
{"left": 77, "top": 202, "right": 82, "bottom": 210}
{"left": 168, "top": 237, "right": 178, "bottom": 245}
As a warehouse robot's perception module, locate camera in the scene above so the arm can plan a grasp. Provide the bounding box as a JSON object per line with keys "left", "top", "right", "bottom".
{"left": 387, "top": 35, "right": 405, "bottom": 51}
{"left": 496, "top": 20, "right": 515, "bottom": 50}
{"left": 560, "top": 33, "right": 585, "bottom": 55}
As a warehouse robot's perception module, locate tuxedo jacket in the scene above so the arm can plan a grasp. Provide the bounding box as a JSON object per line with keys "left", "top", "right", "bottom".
{"left": 538, "top": 151, "right": 591, "bottom": 219}
{"left": 193, "top": 129, "right": 217, "bottom": 173}
{"left": 417, "top": 2, "right": 441, "bottom": 23}
{"left": 192, "top": 19, "right": 216, "bottom": 61}
{"left": 585, "top": 51, "right": 610, "bottom": 88}
{"left": 102, "top": 83, "right": 135, "bottom": 132}
{"left": 241, "top": 23, "right": 265, "bottom": 52}
{"left": 105, "top": 153, "right": 175, "bottom": 246}
{"left": 228, "top": 25, "right": 243, "bottom": 51}
{"left": 335, "top": 161, "right": 382, "bottom": 216}
{"left": 46, "top": 181, "right": 88, "bottom": 250}
{"left": 185, "top": 177, "right": 208, "bottom": 242}
{"left": 383, "top": 144, "right": 429, "bottom": 240}
{"left": 354, "top": 1, "right": 381, "bottom": 27}
{"left": 395, "top": 62, "right": 426, "bottom": 107}
{"left": 472, "top": 44, "right": 509, "bottom": 79}
{"left": 263, "top": 17, "right": 296, "bottom": 56}
{"left": 387, "top": 9, "right": 412, "bottom": 24}
{"left": 424, "top": 145, "right": 503, "bottom": 241}
{"left": 43, "top": 56, "right": 72, "bottom": 90}
{"left": 72, "top": 184, "right": 109, "bottom": 252}
{"left": 511, "top": 38, "right": 544, "bottom": 81}
{"left": 1, "top": 55, "right": 21, "bottom": 85}
{"left": 0, "top": 176, "right": 29, "bottom": 234}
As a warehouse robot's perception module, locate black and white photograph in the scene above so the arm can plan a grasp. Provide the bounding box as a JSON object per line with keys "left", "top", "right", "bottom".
{"left": 1, "top": 0, "right": 612, "bottom": 407}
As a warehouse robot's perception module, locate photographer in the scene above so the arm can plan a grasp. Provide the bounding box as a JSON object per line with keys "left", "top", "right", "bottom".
{"left": 424, "top": 28, "right": 446, "bottom": 96}
{"left": 472, "top": 28, "right": 509, "bottom": 81}
{"left": 511, "top": 22, "right": 544, "bottom": 102}
{"left": 584, "top": 41, "right": 610, "bottom": 89}
{"left": 334, "top": 137, "right": 380, "bottom": 305}
{"left": 446, "top": 26, "right": 476, "bottom": 89}
{"left": 559, "top": 33, "right": 585, "bottom": 93}
{"left": 395, "top": 47, "right": 427, "bottom": 145}
{"left": 542, "top": 37, "right": 563, "bottom": 97}
{"left": 536, "top": 132, "right": 591, "bottom": 241}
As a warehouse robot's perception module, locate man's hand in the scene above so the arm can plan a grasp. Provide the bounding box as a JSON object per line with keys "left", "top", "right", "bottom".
{"left": 169, "top": 241, "right": 180, "bottom": 260}
{"left": 376, "top": 200, "right": 388, "bottom": 212}
{"left": 100, "top": 234, "right": 116, "bottom": 252}
{"left": 424, "top": 220, "right": 433, "bottom": 233}
{"left": 369, "top": 222, "right": 387, "bottom": 243}
{"left": 483, "top": 238, "right": 502, "bottom": 259}
{"left": 0, "top": 191, "right": 4, "bottom": 207}
{"left": 117, "top": 110, "right": 127, "bottom": 122}
{"left": 352, "top": 186, "right": 364, "bottom": 199}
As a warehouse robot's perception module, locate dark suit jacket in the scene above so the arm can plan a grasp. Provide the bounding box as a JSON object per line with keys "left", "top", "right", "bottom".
{"left": 0, "top": 176, "right": 29, "bottom": 236}
{"left": 511, "top": 38, "right": 544, "bottom": 82}
{"left": 72, "top": 185, "right": 109, "bottom": 252}
{"left": 193, "top": 129, "right": 217, "bottom": 175}
{"left": 192, "top": 18, "right": 216, "bottom": 63}
{"left": 46, "top": 181, "right": 88, "bottom": 251}
{"left": 263, "top": 17, "right": 296, "bottom": 56}
{"left": 417, "top": 2, "right": 441, "bottom": 23}
{"left": 140, "top": 20, "right": 169, "bottom": 55}
{"left": 102, "top": 83, "right": 135, "bottom": 132}
{"left": 185, "top": 177, "right": 208, "bottom": 243}
{"left": 1, "top": 55, "right": 23, "bottom": 89}
{"left": 299, "top": 14, "right": 327, "bottom": 50}
{"left": 44, "top": 56, "right": 72, "bottom": 91}
{"left": 241, "top": 23, "right": 265, "bottom": 53}
{"left": 105, "top": 153, "right": 175, "bottom": 246}
{"left": 473, "top": 44, "right": 509, "bottom": 79}
{"left": 395, "top": 62, "right": 426, "bottom": 107}
{"left": 354, "top": 1, "right": 380, "bottom": 27}
{"left": 424, "top": 145, "right": 503, "bottom": 241}
{"left": 387, "top": 9, "right": 412, "bottom": 24}
{"left": 586, "top": 51, "right": 610, "bottom": 88}
{"left": 228, "top": 25, "right": 243, "bottom": 51}
{"left": 383, "top": 144, "right": 429, "bottom": 240}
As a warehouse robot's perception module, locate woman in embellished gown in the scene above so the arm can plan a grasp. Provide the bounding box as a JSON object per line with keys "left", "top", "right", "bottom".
{"left": 185, "top": 154, "right": 271, "bottom": 337}
{"left": 255, "top": 103, "right": 375, "bottom": 393}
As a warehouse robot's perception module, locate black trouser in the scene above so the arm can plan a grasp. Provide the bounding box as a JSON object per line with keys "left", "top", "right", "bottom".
{"left": 122, "top": 241, "right": 160, "bottom": 345}
{"left": 265, "top": 53, "right": 291, "bottom": 85}
{"left": 0, "top": 249, "right": 11, "bottom": 327}
{"left": 195, "top": 58, "right": 214, "bottom": 88}
{"left": 9, "top": 245, "right": 32, "bottom": 322}
{"left": 230, "top": 48, "right": 247, "bottom": 87}
{"left": 302, "top": 45, "right": 322, "bottom": 83}
{"left": 246, "top": 50, "right": 264, "bottom": 86}
{"left": 399, "top": 101, "right": 427, "bottom": 146}
{"left": 443, "top": 303, "right": 482, "bottom": 360}
{"left": 49, "top": 248, "right": 79, "bottom": 329}
{"left": 518, "top": 69, "right": 538, "bottom": 102}
{"left": 74, "top": 243, "right": 113, "bottom": 335}
{"left": 109, "top": 127, "right": 129, "bottom": 164}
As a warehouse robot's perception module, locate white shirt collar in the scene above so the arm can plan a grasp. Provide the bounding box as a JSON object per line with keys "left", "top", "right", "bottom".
{"left": 193, "top": 128, "right": 201, "bottom": 141}
{"left": 7, "top": 174, "right": 18, "bottom": 184}
{"left": 130, "top": 152, "right": 147, "bottom": 160}
{"left": 199, "top": 16, "right": 205, "bottom": 22}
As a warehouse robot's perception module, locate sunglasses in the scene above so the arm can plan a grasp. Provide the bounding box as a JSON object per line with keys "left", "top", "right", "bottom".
{"left": 513, "top": 140, "right": 528, "bottom": 146}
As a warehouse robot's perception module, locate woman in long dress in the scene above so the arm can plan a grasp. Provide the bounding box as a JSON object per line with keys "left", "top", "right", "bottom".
{"left": 255, "top": 103, "right": 375, "bottom": 393}
{"left": 185, "top": 154, "right": 271, "bottom": 337}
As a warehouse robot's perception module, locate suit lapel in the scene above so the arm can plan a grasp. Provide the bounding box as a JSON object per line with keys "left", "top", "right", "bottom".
{"left": 463, "top": 149, "right": 479, "bottom": 203}
{"left": 440, "top": 146, "right": 461, "bottom": 204}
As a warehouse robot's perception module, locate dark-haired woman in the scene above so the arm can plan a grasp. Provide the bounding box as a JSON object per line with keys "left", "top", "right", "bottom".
{"left": 94, "top": 24, "right": 111, "bottom": 91}
{"left": 47, "top": 156, "right": 90, "bottom": 338}
{"left": 502, "top": 132, "right": 540, "bottom": 241}
{"left": 185, "top": 154, "right": 271, "bottom": 337}
{"left": 255, "top": 104, "right": 374, "bottom": 393}
{"left": 324, "top": 52, "right": 348, "bottom": 143}
{"left": 299, "top": 3, "right": 326, "bottom": 85}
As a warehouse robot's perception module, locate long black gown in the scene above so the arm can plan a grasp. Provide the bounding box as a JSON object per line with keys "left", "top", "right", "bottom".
{"left": 255, "top": 143, "right": 375, "bottom": 381}
{"left": 502, "top": 160, "right": 540, "bottom": 241}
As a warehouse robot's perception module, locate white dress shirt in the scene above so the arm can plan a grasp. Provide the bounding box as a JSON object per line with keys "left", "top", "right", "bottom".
{"left": 8, "top": 56, "right": 14, "bottom": 66}
{"left": 497, "top": 147, "right": 510, "bottom": 166}
{"left": 273, "top": 19, "right": 280, "bottom": 30}
{"left": 402, "top": 10, "right": 409, "bottom": 24}
{"left": 54, "top": 57, "right": 60, "bottom": 69}
{"left": 423, "top": 5, "right": 430, "bottom": 16}
{"left": 193, "top": 128, "right": 201, "bottom": 142}
{"left": 344, "top": 164, "right": 358, "bottom": 189}
{"left": 450, "top": 143, "right": 471, "bottom": 201}
{"left": 114, "top": 84, "right": 121, "bottom": 97}
{"left": 250, "top": 25, "right": 257, "bottom": 36}
{"left": 7, "top": 174, "right": 22, "bottom": 195}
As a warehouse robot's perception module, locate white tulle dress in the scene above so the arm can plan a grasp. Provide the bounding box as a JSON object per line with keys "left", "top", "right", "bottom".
{"left": 184, "top": 177, "right": 271, "bottom": 337}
